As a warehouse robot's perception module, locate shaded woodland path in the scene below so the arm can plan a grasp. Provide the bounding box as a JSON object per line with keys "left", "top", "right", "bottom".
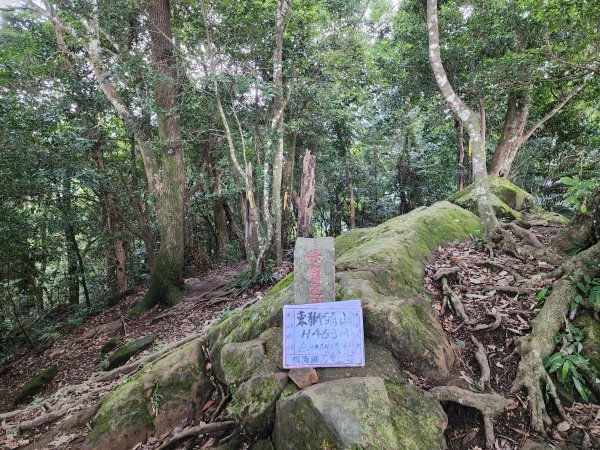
{"left": 0, "top": 261, "right": 289, "bottom": 416}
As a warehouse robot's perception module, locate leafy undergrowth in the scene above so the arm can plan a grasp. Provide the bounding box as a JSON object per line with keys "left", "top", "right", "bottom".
{"left": 425, "top": 223, "right": 600, "bottom": 449}
{"left": 0, "top": 260, "right": 291, "bottom": 449}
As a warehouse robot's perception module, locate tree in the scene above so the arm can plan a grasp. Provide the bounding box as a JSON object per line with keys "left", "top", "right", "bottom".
{"left": 426, "top": 0, "right": 499, "bottom": 239}
{"left": 23, "top": 0, "right": 187, "bottom": 308}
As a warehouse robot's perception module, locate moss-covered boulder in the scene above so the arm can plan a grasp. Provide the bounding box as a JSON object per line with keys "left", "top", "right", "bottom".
{"left": 386, "top": 381, "right": 447, "bottom": 449}
{"left": 448, "top": 177, "right": 569, "bottom": 226}
{"left": 229, "top": 372, "right": 289, "bottom": 437}
{"left": 85, "top": 339, "right": 211, "bottom": 450}
{"left": 336, "top": 201, "right": 481, "bottom": 377}
{"left": 14, "top": 366, "right": 58, "bottom": 405}
{"left": 573, "top": 314, "right": 600, "bottom": 376}
{"left": 105, "top": 334, "right": 157, "bottom": 370}
{"left": 273, "top": 377, "right": 446, "bottom": 450}
{"left": 221, "top": 339, "right": 267, "bottom": 385}
{"left": 84, "top": 201, "right": 485, "bottom": 448}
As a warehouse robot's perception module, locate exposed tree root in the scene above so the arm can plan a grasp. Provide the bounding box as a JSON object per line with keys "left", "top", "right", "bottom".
{"left": 441, "top": 277, "right": 474, "bottom": 324}
{"left": 434, "top": 267, "right": 460, "bottom": 280}
{"left": 472, "top": 308, "right": 502, "bottom": 331}
{"left": 157, "top": 420, "right": 236, "bottom": 450}
{"left": 471, "top": 336, "right": 492, "bottom": 393}
{"left": 472, "top": 259, "right": 524, "bottom": 283}
{"left": 501, "top": 222, "right": 543, "bottom": 248}
{"left": 512, "top": 242, "right": 600, "bottom": 431}
{"left": 428, "top": 386, "right": 512, "bottom": 450}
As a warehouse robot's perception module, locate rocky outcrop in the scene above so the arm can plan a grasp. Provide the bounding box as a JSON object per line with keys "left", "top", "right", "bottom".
{"left": 85, "top": 201, "right": 483, "bottom": 449}
{"left": 449, "top": 176, "right": 569, "bottom": 226}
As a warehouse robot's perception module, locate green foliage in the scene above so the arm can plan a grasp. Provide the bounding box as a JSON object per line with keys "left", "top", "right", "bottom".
{"left": 534, "top": 286, "right": 551, "bottom": 308}
{"left": 150, "top": 382, "right": 162, "bottom": 416}
{"left": 545, "top": 320, "right": 595, "bottom": 402}
{"left": 561, "top": 176, "right": 599, "bottom": 214}
{"left": 572, "top": 275, "right": 600, "bottom": 308}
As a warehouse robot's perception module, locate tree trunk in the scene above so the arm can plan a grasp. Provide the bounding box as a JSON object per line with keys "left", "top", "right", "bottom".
{"left": 427, "top": 0, "right": 498, "bottom": 240}
{"left": 489, "top": 92, "right": 530, "bottom": 177}
{"left": 143, "top": 0, "right": 186, "bottom": 308}
{"left": 456, "top": 118, "right": 465, "bottom": 190}
{"left": 282, "top": 131, "right": 297, "bottom": 249}
{"left": 297, "top": 150, "right": 316, "bottom": 238}
{"left": 91, "top": 143, "right": 128, "bottom": 293}
{"left": 345, "top": 156, "right": 356, "bottom": 229}
{"left": 271, "top": 0, "right": 293, "bottom": 265}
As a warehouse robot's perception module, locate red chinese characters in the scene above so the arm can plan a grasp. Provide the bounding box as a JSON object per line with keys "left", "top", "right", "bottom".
{"left": 306, "top": 243, "right": 323, "bottom": 303}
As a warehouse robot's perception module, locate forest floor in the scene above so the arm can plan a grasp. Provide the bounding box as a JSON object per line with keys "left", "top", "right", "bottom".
{"left": 424, "top": 219, "right": 600, "bottom": 450}
{"left": 0, "top": 260, "right": 291, "bottom": 449}
{"left": 2, "top": 225, "right": 599, "bottom": 449}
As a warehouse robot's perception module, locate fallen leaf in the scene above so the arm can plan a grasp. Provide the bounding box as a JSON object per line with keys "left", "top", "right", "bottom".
{"left": 556, "top": 421, "right": 570, "bottom": 432}
{"left": 202, "top": 399, "right": 215, "bottom": 411}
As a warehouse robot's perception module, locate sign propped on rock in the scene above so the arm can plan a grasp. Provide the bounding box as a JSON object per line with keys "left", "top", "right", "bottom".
{"left": 283, "top": 300, "right": 365, "bottom": 368}
{"left": 293, "top": 237, "right": 334, "bottom": 304}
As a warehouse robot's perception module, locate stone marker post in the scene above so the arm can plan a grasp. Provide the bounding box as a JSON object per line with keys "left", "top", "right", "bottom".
{"left": 293, "top": 237, "right": 335, "bottom": 304}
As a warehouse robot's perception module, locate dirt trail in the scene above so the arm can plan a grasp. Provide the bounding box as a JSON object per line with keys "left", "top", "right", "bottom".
{"left": 0, "top": 261, "right": 258, "bottom": 414}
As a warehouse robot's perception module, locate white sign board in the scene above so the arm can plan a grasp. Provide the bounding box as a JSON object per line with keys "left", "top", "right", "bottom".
{"left": 283, "top": 300, "right": 365, "bottom": 368}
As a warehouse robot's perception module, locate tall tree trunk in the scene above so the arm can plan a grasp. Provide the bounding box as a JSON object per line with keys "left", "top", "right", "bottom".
{"left": 489, "top": 81, "right": 587, "bottom": 177}
{"left": 143, "top": 0, "right": 186, "bottom": 307}
{"left": 345, "top": 156, "right": 356, "bottom": 229}
{"left": 91, "top": 143, "right": 128, "bottom": 293}
{"left": 282, "top": 131, "right": 297, "bottom": 249}
{"left": 455, "top": 118, "right": 465, "bottom": 191}
{"left": 489, "top": 92, "right": 530, "bottom": 177}
{"left": 297, "top": 150, "right": 316, "bottom": 238}
{"left": 427, "top": 0, "right": 498, "bottom": 240}
{"left": 271, "top": 0, "right": 293, "bottom": 265}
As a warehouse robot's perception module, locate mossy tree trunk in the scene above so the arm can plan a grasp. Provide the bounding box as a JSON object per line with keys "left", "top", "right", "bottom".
{"left": 142, "top": 0, "right": 186, "bottom": 307}
{"left": 426, "top": 0, "right": 499, "bottom": 240}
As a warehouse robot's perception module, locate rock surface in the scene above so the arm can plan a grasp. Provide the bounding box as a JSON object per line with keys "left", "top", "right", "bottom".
{"left": 105, "top": 334, "right": 157, "bottom": 370}
{"left": 84, "top": 201, "right": 484, "bottom": 449}
{"left": 448, "top": 176, "right": 569, "bottom": 225}
{"left": 14, "top": 366, "right": 58, "bottom": 405}
{"left": 288, "top": 368, "right": 318, "bottom": 389}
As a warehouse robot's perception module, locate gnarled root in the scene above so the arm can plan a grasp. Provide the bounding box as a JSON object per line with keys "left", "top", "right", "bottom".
{"left": 501, "top": 222, "right": 543, "bottom": 248}
{"left": 441, "top": 277, "right": 474, "bottom": 324}
{"left": 428, "top": 386, "right": 511, "bottom": 449}
{"left": 511, "top": 242, "right": 600, "bottom": 431}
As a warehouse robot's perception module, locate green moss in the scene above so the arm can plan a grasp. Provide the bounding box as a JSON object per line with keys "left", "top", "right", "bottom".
{"left": 266, "top": 273, "right": 294, "bottom": 298}
{"left": 106, "top": 335, "right": 157, "bottom": 370}
{"left": 385, "top": 381, "right": 446, "bottom": 450}
{"left": 86, "top": 380, "right": 154, "bottom": 445}
{"left": 14, "top": 366, "right": 58, "bottom": 405}
{"left": 573, "top": 314, "right": 600, "bottom": 374}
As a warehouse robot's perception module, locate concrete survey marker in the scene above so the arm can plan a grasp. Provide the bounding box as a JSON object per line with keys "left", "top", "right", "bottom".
{"left": 293, "top": 237, "right": 335, "bottom": 304}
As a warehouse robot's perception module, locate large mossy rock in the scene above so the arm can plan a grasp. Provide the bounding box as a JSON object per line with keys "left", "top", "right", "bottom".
{"left": 573, "top": 314, "right": 600, "bottom": 376}
{"left": 335, "top": 201, "right": 481, "bottom": 378}
{"left": 85, "top": 340, "right": 212, "bottom": 450}
{"left": 85, "top": 201, "right": 483, "bottom": 449}
{"left": 14, "top": 366, "right": 58, "bottom": 405}
{"left": 448, "top": 176, "right": 569, "bottom": 225}
{"left": 272, "top": 377, "right": 446, "bottom": 450}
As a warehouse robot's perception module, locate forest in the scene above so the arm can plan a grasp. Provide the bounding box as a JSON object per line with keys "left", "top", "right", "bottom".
{"left": 0, "top": 0, "right": 599, "bottom": 449}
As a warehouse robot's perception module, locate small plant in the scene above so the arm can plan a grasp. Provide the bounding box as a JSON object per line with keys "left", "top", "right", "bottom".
{"left": 97, "top": 357, "right": 110, "bottom": 371}
{"left": 544, "top": 320, "right": 594, "bottom": 401}
{"left": 10, "top": 427, "right": 21, "bottom": 438}
{"left": 573, "top": 275, "right": 600, "bottom": 307}
{"left": 112, "top": 375, "right": 130, "bottom": 390}
{"left": 150, "top": 382, "right": 162, "bottom": 416}
{"left": 152, "top": 342, "right": 165, "bottom": 352}
{"left": 561, "top": 176, "right": 598, "bottom": 214}
{"left": 534, "top": 286, "right": 551, "bottom": 308}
